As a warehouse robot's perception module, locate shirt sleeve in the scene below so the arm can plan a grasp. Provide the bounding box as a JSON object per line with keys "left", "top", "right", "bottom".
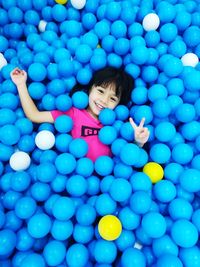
{"left": 51, "top": 107, "right": 75, "bottom": 121}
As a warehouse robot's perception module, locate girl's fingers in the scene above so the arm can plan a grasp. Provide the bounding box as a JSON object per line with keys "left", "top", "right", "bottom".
{"left": 129, "top": 117, "right": 137, "bottom": 130}
{"left": 139, "top": 117, "right": 145, "bottom": 128}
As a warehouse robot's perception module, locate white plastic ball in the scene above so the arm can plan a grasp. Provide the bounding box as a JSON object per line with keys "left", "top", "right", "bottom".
{"left": 35, "top": 130, "right": 55, "bottom": 150}
{"left": 70, "top": 0, "right": 86, "bottom": 9}
{"left": 0, "top": 53, "right": 7, "bottom": 70}
{"left": 10, "top": 151, "right": 31, "bottom": 171}
{"left": 38, "top": 20, "right": 47, "bottom": 32}
{"left": 181, "top": 53, "right": 199, "bottom": 67}
{"left": 142, "top": 13, "right": 160, "bottom": 31}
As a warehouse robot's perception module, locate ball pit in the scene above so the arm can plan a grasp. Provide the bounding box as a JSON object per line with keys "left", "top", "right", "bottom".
{"left": 1, "top": 0, "right": 200, "bottom": 266}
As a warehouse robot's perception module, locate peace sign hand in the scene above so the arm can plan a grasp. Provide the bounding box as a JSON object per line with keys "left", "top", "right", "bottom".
{"left": 129, "top": 117, "right": 150, "bottom": 147}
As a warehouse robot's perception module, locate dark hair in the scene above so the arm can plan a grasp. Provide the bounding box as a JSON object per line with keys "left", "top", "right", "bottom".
{"left": 70, "top": 66, "right": 134, "bottom": 105}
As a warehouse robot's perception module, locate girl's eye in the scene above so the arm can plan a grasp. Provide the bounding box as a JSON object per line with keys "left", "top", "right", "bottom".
{"left": 97, "top": 89, "right": 104, "bottom": 93}
{"left": 111, "top": 97, "right": 118, "bottom": 102}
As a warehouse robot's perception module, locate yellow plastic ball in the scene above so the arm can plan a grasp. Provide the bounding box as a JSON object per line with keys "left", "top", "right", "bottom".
{"left": 143, "top": 162, "right": 164, "bottom": 184}
{"left": 55, "top": 0, "right": 68, "bottom": 4}
{"left": 98, "top": 215, "right": 122, "bottom": 241}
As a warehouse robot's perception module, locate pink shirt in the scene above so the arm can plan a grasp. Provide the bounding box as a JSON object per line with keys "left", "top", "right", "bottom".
{"left": 51, "top": 107, "right": 111, "bottom": 161}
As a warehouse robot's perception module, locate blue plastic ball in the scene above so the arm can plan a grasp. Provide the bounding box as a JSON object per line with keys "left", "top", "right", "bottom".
{"left": 51, "top": 219, "right": 73, "bottom": 241}
{"left": 156, "top": 254, "right": 183, "bottom": 267}
{"left": 0, "top": 124, "right": 20, "bottom": 145}
{"left": 66, "top": 175, "right": 87, "bottom": 197}
{"left": 43, "top": 240, "right": 66, "bottom": 266}
{"left": 94, "top": 156, "right": 114, "bottom": 176}
{"left": 152, "top": 99, "right": 171, "bottom": 118}
{"left": 119, "top": 207, "right": 140, "bottom": 231}
{"left": 94, "top": 20, "right": 110, "bottom": 39}
{"left": 154, "top": 180, "right": 176, "bottom": 203}
{"left": 130, "top": 172, "right": 152, "bottom": 192}
{"left": 0, "top": 229, "right": 16, "bottom": 256}
{"left": 121, "top": 247, "right": 146, "bottom": 267}
{"left": 175, "top": 103, "right": 196, "bottom": 123}
{"left": 164, "top": 57, "right": 183, "bottom": 77}
{"left": 66, "top": 244, "right": 89, "bottom": 267}
{"left": 171, "top": 219, "right": 198, "bottom": 248}
{"left": 55, "top": 133, "right": 72, "bottom": 152}
{"left": 179, "top": 246, "right": 200, "bottom": 267}
{"left": 69, "top": 138, "right": 88, "bottom": 158}
{"left": 72, "top": 91, "right": 89, "bottom": 109}
{"left": 130, "top": 191, "right": 152, "bottom": 215}
{"left": 98, "top": 126, "right": 117, "bottom": 145}
{"left": 75, "top": 157, "right": 94, "bottom": 177}
{"left": 131, "top": 46, "right": 149, "bottom": 65}
{"left": 142, "top": 212, "right": 167, "bottom": 238}
{"left": 94, "top": 240, "right": 117, "bottom": 264}
{"left": 54, "top": 115, "right": 73, "bottom": 133}
{"left": 52, "top": 196, "right": 75, "bottom": 221}
{"left": 131, "top": 86, "right": 148, "bottom": 105}
{"left": 27, "top": 213, "right": 51, "bottom": 238}
{"left": 169, "top": 198, "right": 193, "bottom": 220}
{"left": 179, "top": 168, "right": 200, "bottom": 193}
{"left": 52, "top": 4, "right": 67, "bottom": 22}
{"left": 76, "top": 68, "right": 92, "bottom": 85}
{"left": 95, "top": 193, "right": 116, "bottom": 216}
{"left": 99, "top": 108, "right": 116, "bottom": 125}
{"left": 183, "top": 26, "right": 200, "bottom": 47}
{"left": 76, "top": 204, "right": 96, "bottom": 226}
{"left": 111, "top": 138, "right": 127, "bottom": 156}
{"left": 150, "top": 143, "right": 171, "bottom": 164}
{"left": 152, "top": 235, "right": 178, "bottom": 258}
{"left": 120, "top": 143, "right": 140, "bottom": 166}
{"left": 164, "top": 163, "right": 184, "bottom": 184}
{"left": 15, "top": 197, "right": 37, "bottom": 219}
{"left": 109, "top": 178, "right": 132, "bottom": 202}
{"left": 133, "top": 105, "right": 153, "bottom": 124}
{"left": 172, "top": 143, "right": 193, "bottom": 165}
{"left": 11, "top": 171, "right": 31, "bottom": 192}
{"left": 28, "top": 62, "right": 47, "bottom": 82}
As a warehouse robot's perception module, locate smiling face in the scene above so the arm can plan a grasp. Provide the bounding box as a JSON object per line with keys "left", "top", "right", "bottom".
{"left": 87, "top": 83, "right": 121, "bottom": 119}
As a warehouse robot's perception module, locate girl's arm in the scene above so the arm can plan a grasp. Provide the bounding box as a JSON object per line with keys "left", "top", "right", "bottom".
{"left": 129, "top": 117, "right": 150, "bottom": 147}
{"left": 10, "top": 68, "right": 54, "bottom": 123}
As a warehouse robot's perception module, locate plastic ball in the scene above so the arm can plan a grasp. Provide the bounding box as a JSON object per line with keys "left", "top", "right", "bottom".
{"left": 51, "top": 219, "right": 73, "bottom": 241}
{"left": 0, "top": 124, "right": 20, "bottom": 145}
{"left": 130, "top": 191, "right": 152, "bottom": 215}
{"left": 99, "top": 108, "right": 116, "bottom": 125}
{"left": 152, "top": 235, "right": 178, "bottom": 258}
{"left": 130, "top": 172, "right": 152, "bottom": 192}
{"left": 66, "top": 174, "right": 87, "bottom": 197}
{"left": 98, "top": 215, "right": 122, "bottom": 241}
{"left": 71, "top": 0, "right": 86, "bottom": 10}
{"left": 150, "top": 143, "right": 171, "bottom": 164}
{"left": 143, "top": 162, "right": 164, "bottom": 184}
{"left": 54, "top": 115, "right": 73, "bottom": 133}
{"left": 72, "top": 91, "right": 89, "bottom": 109}
{"left": 0, "top": 53, "right": 8, "bottom": 70}
{"left": 121, "top": 247, "right": 146, "bottom": 267}
{"left": 94, "top": 240, "right": 117, "bottom": 264}
{"left": 76, "top": 204, "right": 96, "bottom": 226}
{"left": 120, "top": 143, "right": 140, "bottom": 166}
{"left": 35, "top": 130, "right": 55, "bottom": 150}
{"left": 0, "top": 229, "right": 16, "bottom": 256}
{"left": 95, "top": 193, "right": 116, "bottom": 216}
{"left": 15, "top": 196, "right": 37, "bottom": 219}
{"left": 27, "top": 213, "right": 51, "bottom": 238}
{"left": 55, "top": 0, "right": 68, "bottom": 4}
{"left": 109, "top": 178, "right": 132, "bottom": 202}
{"left": 160, "top": 23, "right": 178, "bottom": 43}
{"left": 94, "top": 156, "right": 114, "bottom": 176}
{"left": 154, "top": 180, "right": 176, "bottom": 203}
{"left": 52, "top": 196, "right": 75, "bottom": 221}
{"left": 142, "top": 13, "right": 160, "bottom": 31}
{"left": 179, "top": 246, "right": 200, "bottom": 267}
{"left": 181, "top": 53, "right": 199, "bottom": 67}
{"left": 156, "top": 254, "right": 183, "bottom": 267}
{"left": 66, "top": 244, "right": 89, "bottom": 267}
{"left": 98, "top": 126, "right": 117, "bottom": 145}
{"left": 69, "top": 138, "right": 88, "bottom": 158}
{"left": 75, "top": 157, "right": 94, "bottom": 177}
{"left": 179, "top": 168, "right": 200, "bottom": 193}
{"left": 43, "top": 240, "right": 66, "bottom": 266}
{"left": 28, "top": 62, "right": 47, "bottom": 82}
{"left": 9, "top": 151, "right": 31, "bottom": 171}
{"left": 172, "top": 143, "right": 194, "bottom": 165}
{"left": 183, "top": 26, "right": 200, "bottom": 48}
{"left": 21, "top": 253, "right": 46, "bottom": 267}
{"left": 142, "top": 211, "right": 167, "bottom": 238}
{"left": 171, "top": 219, "right": 198, "bottom": 248}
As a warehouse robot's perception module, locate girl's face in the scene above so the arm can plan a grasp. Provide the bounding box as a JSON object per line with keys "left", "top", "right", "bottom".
{"left": 87, "top": 83, "right": 120, "bottom": 119}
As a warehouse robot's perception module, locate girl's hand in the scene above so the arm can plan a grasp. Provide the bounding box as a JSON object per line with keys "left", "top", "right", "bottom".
{"left": 129, "top": 117, "right": 150, "bottom": 147}
{"left": 10, "top": 68, "right": 27, "bottom": 86}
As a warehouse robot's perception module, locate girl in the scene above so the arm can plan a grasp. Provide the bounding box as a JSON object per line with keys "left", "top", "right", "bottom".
{"left": 10, "top": 66, "right": 150, "bottom": 161}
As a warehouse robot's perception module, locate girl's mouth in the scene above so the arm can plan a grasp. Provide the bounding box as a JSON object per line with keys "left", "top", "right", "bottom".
{"left": 95, "top": 102, "right": 105, "bottom": 110}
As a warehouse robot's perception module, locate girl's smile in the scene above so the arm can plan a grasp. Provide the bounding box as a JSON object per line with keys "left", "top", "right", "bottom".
{"left": 87, "top": 83, "right": 120, "bottom": 119}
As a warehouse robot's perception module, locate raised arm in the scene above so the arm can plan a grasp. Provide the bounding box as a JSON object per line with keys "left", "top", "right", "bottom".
{"left": 10, "top": 68, "right": 53, "bottom": 123}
